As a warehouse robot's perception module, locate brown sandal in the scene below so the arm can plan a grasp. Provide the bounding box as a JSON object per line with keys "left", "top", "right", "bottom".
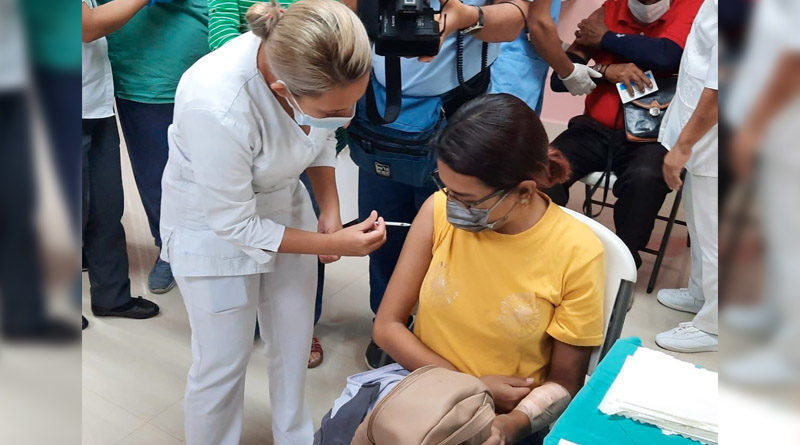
{"left": 308, "top": 336, "right": 324, "bottom": 369}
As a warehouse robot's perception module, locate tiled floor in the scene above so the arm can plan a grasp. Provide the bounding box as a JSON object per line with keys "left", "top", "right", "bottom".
{"left": 81, "top": 124, "right": 717, "bottom": 444}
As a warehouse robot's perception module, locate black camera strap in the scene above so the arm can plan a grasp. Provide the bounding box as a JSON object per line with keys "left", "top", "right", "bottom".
{"left": 456, "top": 31, "right": 489, "bottom": 95}
{"left": 366, "top": 55, "right": 402, "bottom": 125}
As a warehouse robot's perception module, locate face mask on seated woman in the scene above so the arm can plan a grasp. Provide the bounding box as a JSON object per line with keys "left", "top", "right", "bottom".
{"left": 430, "top": 169, "right": 521, "bottom": 233}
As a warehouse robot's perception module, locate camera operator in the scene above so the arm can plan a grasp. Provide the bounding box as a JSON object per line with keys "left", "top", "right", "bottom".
{"left": 346, "top": 0, "right": 530, "bottom": 370}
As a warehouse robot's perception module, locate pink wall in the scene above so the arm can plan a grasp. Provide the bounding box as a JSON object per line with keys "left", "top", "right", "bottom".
{"left": 540, "top": 0, "right": 604, "bottom": 126}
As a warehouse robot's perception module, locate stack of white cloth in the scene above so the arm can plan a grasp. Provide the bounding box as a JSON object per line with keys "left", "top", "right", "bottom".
{"left": 599, "top": 347, "right": 718, "bottom": 444}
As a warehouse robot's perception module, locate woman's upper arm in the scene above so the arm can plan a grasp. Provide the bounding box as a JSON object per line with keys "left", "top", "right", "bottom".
{"left": 374, "top": 195, "right": 436, "bottom": 330}
{"left": 546, "top": 339, "right": 593, "bottom": 397}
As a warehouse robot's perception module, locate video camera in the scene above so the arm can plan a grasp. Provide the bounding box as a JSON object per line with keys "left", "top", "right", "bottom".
{"left": 359, "top": 0, "right": 442, "bottom": 58}
{"left": 357, "top": 0, "right": 443, "bottom": 124}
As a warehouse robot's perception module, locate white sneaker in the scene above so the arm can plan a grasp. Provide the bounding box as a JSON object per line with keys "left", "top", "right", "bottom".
{"left": 657, "top": 288, "right": 703, "bottom": 314}
{"left": 655, "top": 322, "right": 718, "bottom": 353}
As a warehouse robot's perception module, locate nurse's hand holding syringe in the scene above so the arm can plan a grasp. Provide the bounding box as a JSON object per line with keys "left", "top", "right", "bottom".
{"left": 278, "top": 210, "right": 387, "bottom": 257}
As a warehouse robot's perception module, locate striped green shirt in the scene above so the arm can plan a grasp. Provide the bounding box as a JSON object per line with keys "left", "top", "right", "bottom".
{"left": 208, "top": 0, "right": 299, "bottom": 51}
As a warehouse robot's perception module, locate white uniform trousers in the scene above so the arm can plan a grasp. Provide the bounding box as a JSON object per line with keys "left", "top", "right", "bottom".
{"left": 176, "top": 251, "right": 316, "bottom": 445}
{"left": 684, "top": 172, "right": 719, "bottom": 335}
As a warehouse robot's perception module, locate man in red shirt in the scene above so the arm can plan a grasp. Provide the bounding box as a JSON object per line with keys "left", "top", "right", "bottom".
{"left": 544, "top": 0, "right": 702, "bottom": 267}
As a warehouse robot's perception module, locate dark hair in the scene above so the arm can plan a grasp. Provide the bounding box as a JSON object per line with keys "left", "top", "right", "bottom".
{"left": 433, "top": 93, "right": 571, "bottom": 190}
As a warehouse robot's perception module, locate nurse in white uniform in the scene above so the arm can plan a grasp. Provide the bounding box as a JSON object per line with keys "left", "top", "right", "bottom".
{"left": 159, "top": 1, "right": 385, "bottom": 443}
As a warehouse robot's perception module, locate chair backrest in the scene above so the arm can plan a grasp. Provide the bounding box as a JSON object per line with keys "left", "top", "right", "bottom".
{"left": 561, "top": 207, "right": 637, "bottom": 374}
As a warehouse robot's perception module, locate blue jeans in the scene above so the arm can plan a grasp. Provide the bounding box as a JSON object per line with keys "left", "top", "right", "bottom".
{"left": 358, "top": 169, "right": 437, "bottom": 314}
{"left": 115, "top": 98, "right": 173, "bottom": 248}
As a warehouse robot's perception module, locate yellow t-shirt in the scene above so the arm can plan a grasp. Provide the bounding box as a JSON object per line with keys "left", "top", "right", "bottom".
{"left": 414, "top": 192, "right": 605, "bottom": 383}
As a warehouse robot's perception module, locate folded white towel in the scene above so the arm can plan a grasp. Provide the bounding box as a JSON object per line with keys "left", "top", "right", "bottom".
{"left": 599, "top": 347, "right": 718, "bottom": 444}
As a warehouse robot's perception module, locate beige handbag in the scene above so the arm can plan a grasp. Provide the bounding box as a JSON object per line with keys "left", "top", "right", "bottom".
{"left": 351, "top": 366, "right": 496, "bottom": 445}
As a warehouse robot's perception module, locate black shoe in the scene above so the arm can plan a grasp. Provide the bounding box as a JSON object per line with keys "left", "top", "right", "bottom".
{"left": 364, "top": 315, "right": 415, "bottom": 369}
{"left": 92, "top": 296, "right": 160, "bottom": 319}
{"left": 365, "top": 339, "right": 396, "bottom": 370}
{"left": 82, "top": 316, "right": 89, "bottom": 330}
{"left": 3, "top": 318, "right": 80, "bottom": 344}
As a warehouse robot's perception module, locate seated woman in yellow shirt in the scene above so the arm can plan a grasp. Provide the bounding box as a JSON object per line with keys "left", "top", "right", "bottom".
{"left": 373, "top": 94, "right": 605, "bottom": 444}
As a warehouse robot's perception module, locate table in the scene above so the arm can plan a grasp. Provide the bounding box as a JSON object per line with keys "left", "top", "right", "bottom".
{"left": 544, "top": 337, "right": 702, "bottom": 445}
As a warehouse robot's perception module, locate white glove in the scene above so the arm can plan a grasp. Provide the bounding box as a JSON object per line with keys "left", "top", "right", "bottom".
{"left": 559, "top": 63, "right": 603, "bottom": 96}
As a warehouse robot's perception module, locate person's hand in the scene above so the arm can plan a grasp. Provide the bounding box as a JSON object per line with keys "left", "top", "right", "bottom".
{"left": 418, "top": 0, "right": 478, "bottom": 62}
{"left": 662, "top": 145, "right": 691, "bottom": 190}
{"left": 317, "top": 211, "right": 343, "bottom": 264}
{"left": 604, "top": 63, "right": 652, "bottom": 97}
{"left": 559, "top": 63, "right": 603, "bottom": 96}
{"left": 731, "top": 123, "right": 763, "bottom": 179}
{"left": 330, "top": 210, "right": 387, "bottom": 256}
{"left": 479, "top": 423, "right": 508, "bottom": 445}
{"left": 480, "top": 375, "right": 534, "bottom": 413}
{"left": 574, "top": 8, "right": 607, "bottom": 48}
{"left": 479, "top": 414, "right": 522, "bottom": 445}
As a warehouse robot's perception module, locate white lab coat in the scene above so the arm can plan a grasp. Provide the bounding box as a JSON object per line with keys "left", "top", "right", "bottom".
{"left": 659, "top": 0, "right": 718, "bottom": 178}
{"left": 161, "top": 31, "right": 337, "bottom": 279}
{"left": 160, "top": 32, "right": 335, "bottom": 445}
{"left": 82, "top": 0, "right": 115, "bottom": 119}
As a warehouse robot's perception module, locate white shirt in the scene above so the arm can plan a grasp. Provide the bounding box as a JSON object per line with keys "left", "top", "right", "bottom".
{"left": 0, "top": 0, "right": 28, "bottom": 92}
{"left": 81, "top": 0, "right": 115, "bottom": 119}
{"left": 160, "top": 32, "right": 336, "bottom": 277}
{"left": 373, "top": 0, "right": 500, "bottom": 97}
{"left": 658, "top": 0, "right": 718, "bottom": 177}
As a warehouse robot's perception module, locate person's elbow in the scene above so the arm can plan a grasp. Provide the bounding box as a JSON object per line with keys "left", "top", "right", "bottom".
{"left": 649, "top": 41, "right": 684, "bottom": 71}
{"left": 82, "top": 20, "right": 103, "bottom": 43}
{"left": 372, "top": 305, "right": 406, "bottom": 352}
{"left": 528, "top": 15, "right": 556, "bottom": 42}
{"left": 372, "top": 316, "right": 391, "bottom": 351}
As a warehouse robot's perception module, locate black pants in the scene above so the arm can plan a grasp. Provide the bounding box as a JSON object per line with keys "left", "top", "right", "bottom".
{"left": 543, "top": 115, "right": 671, "bottom": 266}
{"left": 82, "top": 117, "right": 133, "bottom": 309}
{"left": 0, "top": 92, "right": 48, "bottom": 334}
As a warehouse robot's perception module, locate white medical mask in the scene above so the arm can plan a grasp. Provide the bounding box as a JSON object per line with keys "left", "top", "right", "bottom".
{"left": 277, "top": 81, "right": 355, "bottom": 129}
{"left": 628, "top": 0, "right": 670, "bottom": 24}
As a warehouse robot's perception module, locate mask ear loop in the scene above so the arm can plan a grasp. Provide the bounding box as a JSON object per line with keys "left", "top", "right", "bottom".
{"left": 483, "top": 191, "right": 515, "bottom": 229}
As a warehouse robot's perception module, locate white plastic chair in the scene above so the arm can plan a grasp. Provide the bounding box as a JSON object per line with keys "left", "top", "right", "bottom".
{"left": 561, "top": 207, "right": 638, "bottom": 375}
{"left": 578, "top": 172, "right": 686, "bottom": 293}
